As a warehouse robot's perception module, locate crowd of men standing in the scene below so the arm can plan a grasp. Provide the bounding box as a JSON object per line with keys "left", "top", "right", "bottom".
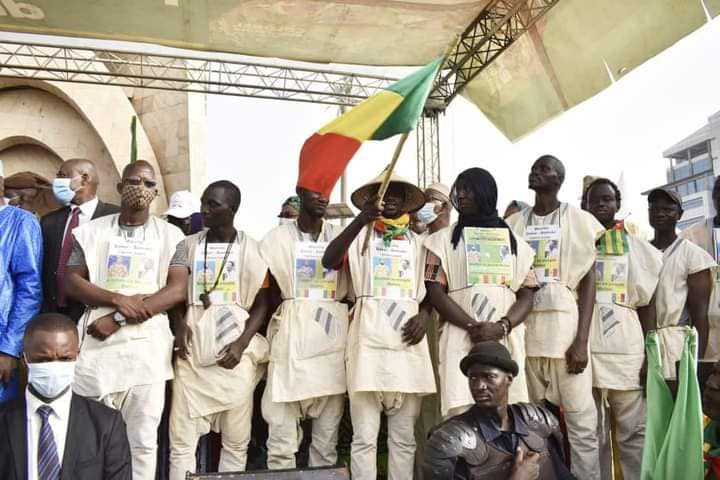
{"left": 0, "top": 152, "right": 718, "bottom": 480}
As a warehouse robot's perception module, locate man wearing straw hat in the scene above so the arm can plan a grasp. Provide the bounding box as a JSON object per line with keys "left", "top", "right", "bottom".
{"left": 323, "top": 169, "right": 435, "bottom": 480}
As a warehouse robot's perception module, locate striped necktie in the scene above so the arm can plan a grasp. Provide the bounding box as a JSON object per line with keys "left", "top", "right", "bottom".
{"left": 37, "top": 405, "right": 61, "bottom": 480}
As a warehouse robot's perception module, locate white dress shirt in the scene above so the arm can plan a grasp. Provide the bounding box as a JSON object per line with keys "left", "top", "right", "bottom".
{"left": 25, "top": 387, "right": 73, "bottom": 480}
{"left": 61, "top": 197, "right": 99, "bottom": 242}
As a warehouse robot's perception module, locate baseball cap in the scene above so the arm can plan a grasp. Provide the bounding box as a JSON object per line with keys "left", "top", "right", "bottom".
{"left": 164, "top": 190, "right": 199, "bottom": 219}
{"left": 648, "top": 188, "right": 682, "bottom": 208}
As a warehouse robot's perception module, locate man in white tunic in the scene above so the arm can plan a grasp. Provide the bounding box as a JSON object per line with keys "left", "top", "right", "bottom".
{"left": 322, "top": 171, "right": 436, "bottom": 480}
{"left": 169, "top": 181, "right": 270, "bottom": 478}
{"left": 259, "top": 185, "right": 348, "bottom": 469}
{"left": 648, "top": 187, "right": 713, "bottom": 379}
{"left": 506, "top": 155, "right": 605, "bottom": 480}
{"left": 424, "top": 167, "right": 537, "bottom": 419}
{"left": 584, "top": 178, "right": 662, "bottom": 480}
{"left": 682, "top": 176, "right": 720, "bottom": 359}
{"left": 66, "top": 160, "right": 187, "bottom": 480}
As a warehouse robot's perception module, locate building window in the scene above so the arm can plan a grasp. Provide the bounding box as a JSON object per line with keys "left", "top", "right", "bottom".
{"left": 674, "top": 162, "right": 692, "bottom": 181}
{"left": 682, "top": 197, "right": 704, "bottom": 210}
{"left": 678, "top": 216, "right": 705, "bottom": 230}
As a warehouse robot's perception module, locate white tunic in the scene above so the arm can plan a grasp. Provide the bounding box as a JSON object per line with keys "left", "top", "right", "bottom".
{"left": 507, "top": 204, "right": 605, "bottom": 358}
{"left": 590, "top": 232, "right": 662, "bottom": 390}
{"left": 174, "top": 230, "right": 270, "bottom": 418}
{"left": 424, "top": 224, "right": 535, "bottom": 415}
{"left": 346, "top": 227, "right": 436, "bottom": 395}
{"left": 682, "top": 219, "right": 720, "bottom": 359}
{"left": 260, "top": 221, "right": 349, "bottom": 403}
{"left": 654, "top": 237, "right": 715, "bottom": 379}
{"left": 72, "top": 214, "right": 185, "bottom": 397}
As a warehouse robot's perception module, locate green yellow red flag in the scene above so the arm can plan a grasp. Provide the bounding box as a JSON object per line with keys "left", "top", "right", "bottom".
{"left": 297, "top": 58, "right": 442, "bottom": 199}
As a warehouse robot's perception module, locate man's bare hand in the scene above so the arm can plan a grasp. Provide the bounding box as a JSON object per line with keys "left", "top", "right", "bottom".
{"left": 0, "top": 352, "right": 18, "bottom": 386}
{"left": 112, "top": 294, "right": 153, "bottom": 323}
{"left": 565, "top": 339, "right": 589, "bottom": 374}
{"left": 174, "top": 321, "right": 193, "bottom": 360}
{"left": 509, "top": 448, "right": 541, "bottom": 480}
{"left": 467, "top": 322, "right": 504, "bottom": 343}
{"left": 87, "top": 313, "right": 121, "bottom": 341}
{"left": 402, "top": 311, "right": 428, "bottom": 345}
{"left": 358, "top": 195, "right": 384, "bottom": 224}
{"left": 217, "top": 337, "right": 249, "bottom": 370}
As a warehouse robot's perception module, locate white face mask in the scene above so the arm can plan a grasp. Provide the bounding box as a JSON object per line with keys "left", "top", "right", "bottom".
{"left": 25, "top": 358, "right": 76, "bottom": 399}
{"left": 278, "top": 217, "right": 295, "bottom": 226}
{"left": 416, "top": 202, "right": 439, "bottom": 225}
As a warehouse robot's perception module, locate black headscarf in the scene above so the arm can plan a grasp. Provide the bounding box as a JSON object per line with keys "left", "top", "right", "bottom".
{"left": 450, "top": 167, "right": 518, "bottom": 253}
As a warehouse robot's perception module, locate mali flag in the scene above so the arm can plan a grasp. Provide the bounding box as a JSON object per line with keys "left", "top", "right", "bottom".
{"left": 297, "top": 58, "right": 443, "bottom": 199}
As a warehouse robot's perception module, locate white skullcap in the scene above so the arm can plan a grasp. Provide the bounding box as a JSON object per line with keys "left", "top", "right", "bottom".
{"left": 425, "top": 182, "right": 450, "bottom": 201}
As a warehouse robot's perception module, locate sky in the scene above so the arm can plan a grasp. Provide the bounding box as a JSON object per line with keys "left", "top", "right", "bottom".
{"left": 208, "top": 16, "right": 720, "bottom": 240}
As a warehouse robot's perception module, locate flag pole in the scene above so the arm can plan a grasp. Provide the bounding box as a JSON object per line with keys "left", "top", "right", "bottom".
{"left": 360, "top": 35, "right": 460, "bottom": 255}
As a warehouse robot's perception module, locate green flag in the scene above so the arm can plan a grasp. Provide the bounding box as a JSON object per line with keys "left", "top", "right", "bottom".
{"left": 642, "top": 327, "right": 705, "bottom": 479}
{"left": 641, "top": 331, "right": 675, "bottom": 480}
{"left": 130, "top": 115, "right": 137, "bottom": 162}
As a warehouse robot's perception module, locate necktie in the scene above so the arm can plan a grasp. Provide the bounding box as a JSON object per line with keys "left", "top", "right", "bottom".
{"left": 56, "top": 208, "right": 81, "bottom": 307}
{"left": 37, "top": 405, "right": 61, "bottom": 480}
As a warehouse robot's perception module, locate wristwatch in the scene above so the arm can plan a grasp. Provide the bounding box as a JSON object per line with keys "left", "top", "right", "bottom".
{"left": 113, "top": 311, "right": 127, "bottom": 327}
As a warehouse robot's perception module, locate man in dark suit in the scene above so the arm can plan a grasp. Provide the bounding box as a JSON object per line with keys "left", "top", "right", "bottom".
{"left": 41, "top": 159, "right": 119, "bottom": 322}
{"left": 0, "top": 313, "right": 131, "bottom": 480}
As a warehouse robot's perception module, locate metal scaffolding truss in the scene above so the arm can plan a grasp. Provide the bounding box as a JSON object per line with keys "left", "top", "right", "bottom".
{"left": 431, "top": 0, "right": 559, "bottom": 103}
{"left": 0, "top": 0, "right": 558, "bottom": 186}
{"left": 0, "top": 41, "right": 396, "bottom": 107}
{"left": 416, "top": 114, "right": 441, "bottom": 188}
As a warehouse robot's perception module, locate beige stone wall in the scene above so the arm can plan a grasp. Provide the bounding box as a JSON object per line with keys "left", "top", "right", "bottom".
{"left": 0, "top": 143, "right": 63, "bottom": 181}
{"left": 0, "top": 86, "right": 121, "bottom": 203}
{"left": 129, "top": 88, "right": 208, "bottom": 197}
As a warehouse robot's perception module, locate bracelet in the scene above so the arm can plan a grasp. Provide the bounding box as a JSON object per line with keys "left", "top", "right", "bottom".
{"left": 497, "top": 318, "right": 509, "bottom": 337}
{"left": 500, "top": 316, "right": 512, "bottom": 335}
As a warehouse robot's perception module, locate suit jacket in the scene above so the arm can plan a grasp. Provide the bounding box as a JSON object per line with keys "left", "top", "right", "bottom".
{"left": 0, "top": 392, "right": 132, "bottom": 480}
{"left": 40, "top": 201, "right": 119, "bottom": 322}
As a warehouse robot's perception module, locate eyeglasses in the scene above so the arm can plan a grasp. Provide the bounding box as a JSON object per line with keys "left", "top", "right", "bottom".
{"left": 124, "top": 177, "right": 157, "bottom": 188}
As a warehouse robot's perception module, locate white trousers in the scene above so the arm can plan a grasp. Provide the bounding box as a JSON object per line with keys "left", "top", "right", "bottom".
{"left": 349, "top": 391, "right": 422, "bottom": 480}
{"left": 168, "top": 382, "right": 254, "bottom": 479}
{"left": 526, "top": 357, "right": 600, "bottom": 480}
{"left": 99, "top": 382, "right": 166, "bottom": 480}
{"left": 261, "top": 384, "right": 344, "bottom": 470}
{"left": 593, "top": 388, "right": 645, "bottom": 480}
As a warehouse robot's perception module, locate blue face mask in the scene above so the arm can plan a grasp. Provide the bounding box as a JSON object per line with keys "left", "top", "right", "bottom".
{"left": 52, "top": 177, "right": 77, "bottom": 206}
{"left": 416, "top": 202, "right": 439, "bottom": 225}
{"left": 25, "top": 358, "right": 76, "bottom": 399}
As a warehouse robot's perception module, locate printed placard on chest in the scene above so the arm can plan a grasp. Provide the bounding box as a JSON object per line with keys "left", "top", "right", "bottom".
{"left": 463, "top": 227, "right": 513, "bottom": 287}
{"left": 370, "top": 237, "right": 415, "bottom": 300}
{"left": 192, "top": 243, "right": 240, "bottom": 305}
{"left": 105, "top": 237, "right": 160, "bottom": 295}
{"left": 595, "top": 254, "right": 628, "bottom": 304}
{"left": 294, "top": 241, "right": 336, "bottom": 300}
{"left": 525, "top": 224, "right": 561, "bottom": 283}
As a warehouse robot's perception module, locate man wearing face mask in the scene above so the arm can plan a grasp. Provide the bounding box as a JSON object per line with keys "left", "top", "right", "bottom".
{"left": 65, "top": 160, "right": 188, "bottom": 480}
{"left": 323, "top": 169, "right": 436, "bottom": 480}
{"left": 416, "top": 183, "right": 451, "bottom": 235}
{"left": 259, "top": 179, "right": 349, "bottom": 469}
{"left": 0, "top": 313, "right": 132, "bottom": 479}
{"left": 41, "top": 159, "right": 119, "bottom": 323}
{"left": 0, "top": 159, "right": 43, "bottom": 404}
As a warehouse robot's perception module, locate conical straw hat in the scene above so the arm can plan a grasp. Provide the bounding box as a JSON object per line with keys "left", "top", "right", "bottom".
{"left": 351, "top": 168, "right": 425, "bottom": 213}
